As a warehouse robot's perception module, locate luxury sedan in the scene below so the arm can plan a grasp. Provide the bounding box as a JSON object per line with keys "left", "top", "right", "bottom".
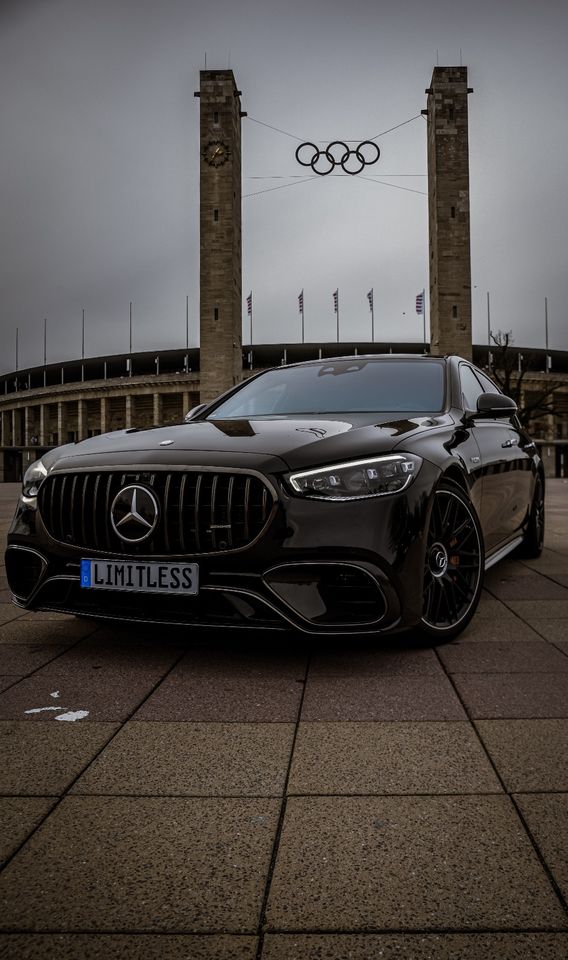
{"left": 6, "top": 354, "right": 544, "bottom": 641}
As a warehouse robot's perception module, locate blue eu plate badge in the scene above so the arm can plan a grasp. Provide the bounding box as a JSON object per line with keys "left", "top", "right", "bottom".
{"left": 80, "top": 560, "right": 92, "bottom": 588}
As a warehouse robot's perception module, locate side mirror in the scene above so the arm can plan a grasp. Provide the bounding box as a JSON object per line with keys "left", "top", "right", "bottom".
{"left": 184, "top": 403, "right": 207, "bottom": 422}
{"left": 476, "top": 392, "right": 517, "bottom": 418}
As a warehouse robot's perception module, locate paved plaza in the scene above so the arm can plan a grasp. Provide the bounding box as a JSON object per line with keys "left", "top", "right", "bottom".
{"left": 0, "top": 480, "right": 567, "bottom": 958}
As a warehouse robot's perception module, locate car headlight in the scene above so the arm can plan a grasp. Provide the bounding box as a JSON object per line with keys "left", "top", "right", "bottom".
{"left": 22, "top": 458, "right": 48, "bottom": 498}
{"left": 287, "top": 454, "right": 422, "bottom": 500}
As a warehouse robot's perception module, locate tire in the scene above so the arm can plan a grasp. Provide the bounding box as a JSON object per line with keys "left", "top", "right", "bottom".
{"left": 518, "top": 475, "right": 545, "bottom": 559}
{"left": 419, "top": 481, "right": 484, "bottom": 643}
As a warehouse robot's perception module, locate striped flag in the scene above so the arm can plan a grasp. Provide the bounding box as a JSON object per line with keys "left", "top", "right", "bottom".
{"left": 415, "top": 292, "right": 424, "bottom": 315}
{"left": 367, "top": 289, "right": 374, "bottom": 311}
{"left": 247, "top": 292, "right": 253, "bottom": 316}
{"left": 298, "top": 290, "right": 304, "bottom": 313}
{"left": 333, "top": 289, "right": 339, "bottom": 313}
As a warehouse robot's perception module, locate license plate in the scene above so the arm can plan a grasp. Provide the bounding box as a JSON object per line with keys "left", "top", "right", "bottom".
{"left": 80, "top": 559, "right": 199, "bottom": 596}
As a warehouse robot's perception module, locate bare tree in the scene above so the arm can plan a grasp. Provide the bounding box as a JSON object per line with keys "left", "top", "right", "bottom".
{"left": 484, "top": 330, "right": 562, "bottom": 431}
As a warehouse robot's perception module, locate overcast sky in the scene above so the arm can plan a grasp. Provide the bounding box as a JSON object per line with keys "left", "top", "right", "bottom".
{"left": 1, "top": 0, "right": 567, "bottom": 374}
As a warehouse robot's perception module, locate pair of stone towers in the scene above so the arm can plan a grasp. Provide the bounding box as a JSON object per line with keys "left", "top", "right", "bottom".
{"left": 197, "top": 66, "right": 473, "bottom": 402}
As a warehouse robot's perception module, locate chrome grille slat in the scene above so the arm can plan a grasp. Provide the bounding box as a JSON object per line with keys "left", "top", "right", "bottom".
{"left": 38, "top": 470, "right": 273, "bottom": 555}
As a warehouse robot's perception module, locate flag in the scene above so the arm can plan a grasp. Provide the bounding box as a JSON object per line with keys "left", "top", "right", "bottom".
{"left": 415, "top": 292, "right": 424, "bottom": 315}
{"left": 333, "top": 289, "right": 339, "bottom": 313}
{"left": 298, "top": 290, "right": 304, "bottom": 313}
{"left": 247, "top": 292, "right": 253, "bottom": 316}
{"left": 367, "top": 289, "right": 374, "bottom": 311}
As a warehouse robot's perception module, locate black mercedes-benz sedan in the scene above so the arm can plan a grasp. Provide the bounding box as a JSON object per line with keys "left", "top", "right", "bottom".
{"left": 6, "top": 354, "right": 544, "bottom": 641}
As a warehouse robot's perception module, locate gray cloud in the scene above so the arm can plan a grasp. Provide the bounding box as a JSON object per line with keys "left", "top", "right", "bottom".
{"left": 1, "top": 0, "right": 567, "bottom": 373}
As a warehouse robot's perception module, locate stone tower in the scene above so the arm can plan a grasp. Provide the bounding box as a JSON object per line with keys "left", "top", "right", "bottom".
{"left": 196, "top": 70, "right": 245, "bottom": 403}
{"left": 426, "top": 66, "right": 473, "bottom": 359}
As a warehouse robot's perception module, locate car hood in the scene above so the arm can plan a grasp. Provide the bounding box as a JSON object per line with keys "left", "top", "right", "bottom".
{"left": 47, "top": 413, "right": 447, "bottom": 474}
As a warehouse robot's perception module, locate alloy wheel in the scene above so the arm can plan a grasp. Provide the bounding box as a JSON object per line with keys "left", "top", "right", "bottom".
{"left": 421, "top": 487, "right": 483, "bottom": 634}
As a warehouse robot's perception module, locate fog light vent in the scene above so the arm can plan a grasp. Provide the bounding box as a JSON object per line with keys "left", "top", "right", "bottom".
{"left": 264, "top": 564, "right": 385, "bottom": 626}
{"left": 5, "top": 547, "right": 46, "bottom": 601}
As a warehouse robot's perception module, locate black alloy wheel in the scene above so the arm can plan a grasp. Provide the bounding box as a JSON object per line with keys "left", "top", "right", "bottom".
{"left": 420, "top": 483, "right": 483, "bottom": 641}
{"left": 519, "top": 475, "right": 545, "bottom": 559}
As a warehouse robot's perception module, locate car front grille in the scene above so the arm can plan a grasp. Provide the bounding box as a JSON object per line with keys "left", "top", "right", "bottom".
{"left": 38, "top": 470, "right": 275, "bottom": 555}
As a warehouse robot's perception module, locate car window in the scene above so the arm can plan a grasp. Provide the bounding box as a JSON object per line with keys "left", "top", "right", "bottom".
{"left": 475, "top": 370, "right": 501, "bottom": 395}
{"left": 459, "top": 365, "right": 485, "bottom": 411}
{"left": 207, "top": 359, "right": 446, "bottom": 418}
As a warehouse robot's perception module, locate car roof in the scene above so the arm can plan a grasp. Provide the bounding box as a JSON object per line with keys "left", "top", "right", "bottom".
{"left": 278, "top": 353, "right": 454, "bottom": 370}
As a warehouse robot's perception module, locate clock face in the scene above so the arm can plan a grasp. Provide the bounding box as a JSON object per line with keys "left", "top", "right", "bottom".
{"left": 204, "top": 140, "right": 229, "bottom": 166}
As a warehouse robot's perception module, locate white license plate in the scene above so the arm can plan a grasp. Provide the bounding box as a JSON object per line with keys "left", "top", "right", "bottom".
{"left": 80, "top": 559, "right": 199, "bottom": 596}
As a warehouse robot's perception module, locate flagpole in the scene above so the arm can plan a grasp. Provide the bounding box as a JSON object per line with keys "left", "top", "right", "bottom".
{"left": 15, "top": 327, "right": 19, "bottom": 372}
{"left": 186, "top": 295, "right": 189, "bottom": 350}
{"left": 422, "top": 287, "right": 426, "bottom": 353}
{"left": 301, "top": 290, "right": 305, "bottom": 343}
{"left": 43, "top": 318, "right": 47, "bottom": 366}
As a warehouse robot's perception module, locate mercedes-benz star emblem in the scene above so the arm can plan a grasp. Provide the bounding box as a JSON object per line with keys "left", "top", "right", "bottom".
{"left": 110, "top": 485, "right": 159, "bottom": 543}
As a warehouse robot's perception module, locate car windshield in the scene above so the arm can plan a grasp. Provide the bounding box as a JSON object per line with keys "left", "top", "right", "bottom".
{"left": 207, "top": 359, "right": 445, "bottom": 418}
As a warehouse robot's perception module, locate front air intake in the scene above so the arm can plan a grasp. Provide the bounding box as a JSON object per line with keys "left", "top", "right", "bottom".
{"left": 38, "top": 470, "right": 274, "bottom": 556}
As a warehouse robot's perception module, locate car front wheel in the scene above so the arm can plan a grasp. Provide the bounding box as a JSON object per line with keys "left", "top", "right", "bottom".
{"left": 419, "top": 483, "right": 484, "bottom": 642}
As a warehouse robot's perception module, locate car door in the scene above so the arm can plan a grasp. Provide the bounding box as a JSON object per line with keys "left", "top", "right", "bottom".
{"left": 459, "top": 364, "right": 522, "bottom": 553}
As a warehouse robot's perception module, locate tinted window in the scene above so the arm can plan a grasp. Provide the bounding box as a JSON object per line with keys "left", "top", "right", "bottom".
{"left": 475, "top": 370, "right": 501, "bottom": 394}
{"left": 460, "top": 365, "right": 485, "bottom": 410}
{"left": 207, "top": 360, "right": 446, "bottom": 418}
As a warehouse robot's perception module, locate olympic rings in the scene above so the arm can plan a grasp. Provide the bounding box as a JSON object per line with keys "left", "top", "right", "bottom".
{"left": 295, "top": 140, "right": 381, "bottom": 176}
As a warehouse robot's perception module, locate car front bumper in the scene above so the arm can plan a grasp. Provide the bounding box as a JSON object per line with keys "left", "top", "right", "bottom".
{"left": 6, "top": 460, "right": 440, "bottom": 635}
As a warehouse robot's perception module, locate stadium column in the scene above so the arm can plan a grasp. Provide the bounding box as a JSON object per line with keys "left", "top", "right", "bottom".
{"left": 24, "top": 407, "right": 31, "bottom": 446}
{"left": 125, "top": 395, "right": 133, "bottom": 429}
{"left": 153, "top": 393, "right": 162, "bottom": 426}
{"left": 100, "top": 397, "right": 108, "bottom": 434}
{"left": 426, "top": 66, "right": 473, "bottom": 359}
{"left": 12, "top": 410, "right": 20, "bottom": 447}
{"left": 77, "top": 400, "right": 87, "bottom": 441}
{"left": 39, "top": 406, "right": 46, "bottom": 446}
{"left": 197, "top": 70, "right": 245, "bottom": 404}
{"left": 57, "top": 402, "right": 67, "bottom": 446}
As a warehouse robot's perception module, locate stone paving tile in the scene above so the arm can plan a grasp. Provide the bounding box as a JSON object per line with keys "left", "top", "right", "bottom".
{"left": 475, "top": 592, "right": 517, "bottom": 619}
{"left": 0, "top": 643, "right": 72, "bottom": 675}
{"left": 265, "top": 796, "right": 566, "bottom": 931}
{"left": 0, "top": 721, "right": 118, "bottom": 794}
{"left": 170, "top": 649, "right": 307, "bottom": 679}
{"left": 300, "top": 676, "right": 466, "bottom": 721}
{"left": 515, "top": 793, "right": 568, "bottom": 902}
{"left": 38, "top": 636, "right": 183, "bottom": 678}
{"left": 438, "top": 641, "right": 568, "bottom": 673}
{"left": 309, "top": 646, "right": 443, "bottom": 677}
{"left": 0, "top": 796, "right": 279, "bottom": 932}
{"left": 134, "top": 676, "right": 303, "bottom": 722}
{"left": 73, "top": 722, "right": 295, "bottom": 796}
{"left": 548, "top": 574, "right": 568, "bottom": 588}
{"left": 0, "top": 619, "right": 98, "bottom": 645}
{"left": 0, "top": 797, "right": 56, "bottom": 864}
{"left": 484, "top": 573, "right": 568, "bottom": 601}
{"left": 453, "top": 674, "right": 568, "bottom": 719}
{"left": 0, "top": 603, "right": 24, "bottom": 626}
{"left": 261, "top": 933, "right": 568, "bottom": 959}
{"left": 287, "top": 722, "right": 501, "bottom": 795}
{"left": 0, "top": 670, "right": 162, "bottom": 721}
{"left": 506, "top": 600, "right": 568, "bottom": 622}
{"left": 530, "top": 622, "right": 568, "bottom": 643}
{"left": 476, "top": 720, "right": 568, "bottom": 791}
{"left": 451, "top": 618, "right": 543, "bottom": 642}
{"left": 0, "top": 935, "right": 258, "bottom": 959}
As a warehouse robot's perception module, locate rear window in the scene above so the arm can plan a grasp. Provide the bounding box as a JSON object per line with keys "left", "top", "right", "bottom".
{"left": 207, "top": 359, "right": 446, "bottom": 418}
